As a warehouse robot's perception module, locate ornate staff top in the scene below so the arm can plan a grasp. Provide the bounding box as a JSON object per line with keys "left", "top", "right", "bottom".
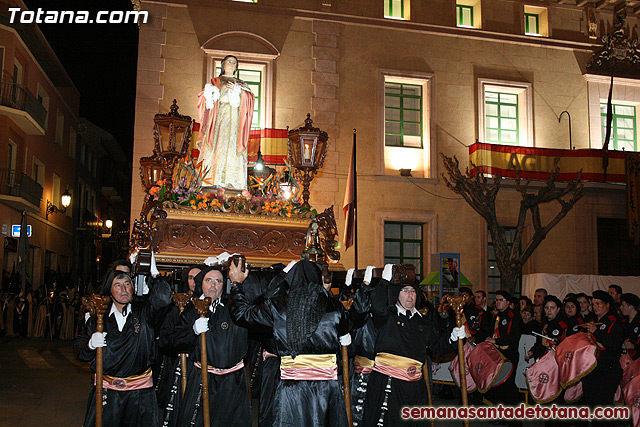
{"left": 192, "top": 296, "right": 212, "bottom": 318}
{"left": 173, "top": 291, "right": 193, "bottom": 314}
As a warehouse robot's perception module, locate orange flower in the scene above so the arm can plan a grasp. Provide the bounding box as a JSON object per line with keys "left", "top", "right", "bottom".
{"left": 149, "top": 186, "right": 160, "bottom": 196}
{"left": 190, "top": 200, "right": 196, "bottom": 205}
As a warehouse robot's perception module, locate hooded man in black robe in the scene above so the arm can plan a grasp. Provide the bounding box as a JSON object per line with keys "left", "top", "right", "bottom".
{"left": 76, "top": 269, "right": 172, "bottom": 427}
{"left": 158, "top": 263, "right": 204, "bottom": 425}
{"left": 172, "top": 264, "right": 251, "bottom": 427}
{"left": 362, "top": 265, "right": 465, "bottom": 427}
{"left": 230, "top": 259, "right": 351, "bottom": 427}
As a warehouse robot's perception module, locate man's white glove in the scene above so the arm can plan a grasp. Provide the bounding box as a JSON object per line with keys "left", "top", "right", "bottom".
{"left": 283, "top": 260, "right": 297, "bottom": 273}
{"left": 364, "top": 266, "right": 375, "bottom": 284}
{"left": 449, "top": 326, "right": 467, "bottom": 343}
{"left": 204, "top": 256, "right": 219, "bottom": 266}
{"left": 382, "top": 264, "right": 394, "bottom": 282}
{"left": 85, "top": 312, "right": 91, "bottom": 323}
{"left": 88, "top": 332, "right": 107, "bottom": 350}
{"left": 339, "top": 333, "right": 352, "bottom": 346}
{"left": 193, "top": 318, "right": 209, "bottom": 335}
{"left": 217, "top": 252, "right": 239, "bottom": 264}
{"left": 142, "top": 280, "right": 150, "bottom": 295}
{"left": 345, "top": 268, "right": 355, "bottom": 287}
{"left": 150, "top": 252, "right": 159, "bottom": 278}
{"left": 129, "top": 251, "right": 138, "bottom": 265}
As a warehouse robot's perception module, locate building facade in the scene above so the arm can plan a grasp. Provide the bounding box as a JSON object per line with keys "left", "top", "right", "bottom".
{"left": 131, "top": 0, "right": 638, "bottom": 297}
{"left": 0, "top": 0, "right": 80, "bottom": 291}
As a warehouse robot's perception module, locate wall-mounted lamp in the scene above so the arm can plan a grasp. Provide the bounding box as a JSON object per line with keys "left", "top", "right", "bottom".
{"left": 46, "top": 189, "right": 72, "bottom": 220}
{"left": 400, "top": 168, "right": 412, "bottom": 177}
{"left": 105, "top": 218, "right": 113, "bottom": 229}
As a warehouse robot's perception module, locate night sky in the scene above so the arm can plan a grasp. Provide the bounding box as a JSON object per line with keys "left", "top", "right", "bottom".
{"left": 22, "top": 0, "right": 139, "bottom": 157}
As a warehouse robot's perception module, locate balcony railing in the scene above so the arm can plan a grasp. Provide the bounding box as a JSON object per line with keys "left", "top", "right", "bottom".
{"left": 0, "top": 168, "right": 43, "bottom": 207}
{"left": 0, "top": 80, "right": 48, "bottom": 129}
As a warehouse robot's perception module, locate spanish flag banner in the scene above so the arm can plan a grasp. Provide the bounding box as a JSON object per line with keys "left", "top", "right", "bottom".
{"left": 248, "top": 128, "right": 289, "bottom": 165}
{"left": 468, "top": 142, "right": 626, "bottom": 183}
{"left": 626, "top": 153, "right": 640, "bottom": 238}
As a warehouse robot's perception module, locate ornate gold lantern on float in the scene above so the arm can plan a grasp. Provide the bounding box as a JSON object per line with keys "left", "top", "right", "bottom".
{"left": 287, "top": 113, "right": 328, "bottom": 208}
{"left": 132, "top": 100, "right": 193, "bottom": 252}
{"left": 140, "top": 99, "right": 193, "bottom": 192}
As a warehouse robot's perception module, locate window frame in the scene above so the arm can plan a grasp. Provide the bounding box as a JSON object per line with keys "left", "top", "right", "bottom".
{"left": 379, "top": 69, "right": 436, "bottom": 179}
{"left": 524, "top": 13, "right": 539, "bottom": 36}
{"left": 7, "top": 139, "right": 17, "bottom": 171}
{"left": 484, "top": 91, "right": 520, "bottom": 145}
{"left": 601, "top": 102, "right": 637, "bottom": 152}
{"left": 36, "top": 84, "right": 49, "bottom": 130}
{"left": 69, "top": 127, "right": 76, "bottom": 159}
{"left": 384, "top": 0, "right": 410, "bottom": 20}
{"left": 204, "top": 50, "right": 275, "bottom": 130}
{"left": 384, "top": 221, "right": 424, "bottom": 280}
{"left": 457, "top": 4, "right": 474, "bottom": 28}
{"left": 32, "top": 155, "right": 44, "bottom": 188}
{"left": 384, "top": 81, "right": 423, "bottom": 149}
{"left": 478, "top": 79, "right": 533, "bottom": 148}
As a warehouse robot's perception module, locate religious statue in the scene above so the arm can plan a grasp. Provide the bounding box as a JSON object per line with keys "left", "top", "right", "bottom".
{"left": 197, "top": 55, "right": 255, "bottom": 190}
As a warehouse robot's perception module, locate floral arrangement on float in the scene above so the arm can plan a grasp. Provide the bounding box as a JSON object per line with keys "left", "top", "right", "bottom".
{"left": 149, "top": 149, "right": 314, "bottom": 218}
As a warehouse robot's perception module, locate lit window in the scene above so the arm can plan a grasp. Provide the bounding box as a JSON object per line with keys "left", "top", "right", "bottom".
{"left": 384, "top": 0, "right": 409, "bottom": 20}
{"left": 384, "top": 222, "right": 423, "bottom": 279}
{"left": 479, "top": 79, "right": 533, "bottom": 147}
{"left": 601, "top": 103, "right": 637, "bottom": 151}
{"left": 380, "top": 72, "right": 434, "bottom": 178}
{"left": 485, "top": 91, "right": 519, "bottom": 145}
{"left": 385, "top": 82, "right": 422, "bottom": 148}
{"left": 523, "top": 6, "right": 548, "bottom": 37}
{"left": 457, "top": 5, "right": 473, "bottom": 27}
{"left": 525, "top": 13, "right": 539, "bottom": 35}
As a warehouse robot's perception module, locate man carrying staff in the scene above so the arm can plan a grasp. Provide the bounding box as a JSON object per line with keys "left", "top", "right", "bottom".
{"left": 158, "top": 263, "right": 203, "bottom": 425}
{"left": 230, "top": 260, "right": 351, "bottom": 427}
{"left": 172, "top": 264, "right": 251, "bottom": 427}
{"left": 76, "top": 269, "right": 172, "bottom": 426}
{"left": 362, "top": 265, "right": 466, "bottom": 427}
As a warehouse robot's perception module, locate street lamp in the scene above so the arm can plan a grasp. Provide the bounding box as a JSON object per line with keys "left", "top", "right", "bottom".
{"left": 105, "top": 218, "right": 113, "bottom": 229}
{"left": 46, "top": 189, "right": 72, "bottom": 220}
{"left": 287, "top": 114, "right": 329, "bottom": 208}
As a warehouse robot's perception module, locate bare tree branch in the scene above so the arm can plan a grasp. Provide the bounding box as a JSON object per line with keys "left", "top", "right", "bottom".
{"left": 441, "top": 153, "right": 584, "bottom": 294}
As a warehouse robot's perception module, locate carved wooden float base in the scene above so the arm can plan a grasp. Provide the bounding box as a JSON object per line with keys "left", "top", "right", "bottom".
{"left": 155, "top": 208, "right": 343, "bottom": 269}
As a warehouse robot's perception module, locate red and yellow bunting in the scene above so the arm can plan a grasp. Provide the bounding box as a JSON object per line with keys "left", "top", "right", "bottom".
{"left": 248, "top": 128, "right": 289, "bottom": 165}
{"left": 469, "top": 142, "right": 626, "bottom": 183}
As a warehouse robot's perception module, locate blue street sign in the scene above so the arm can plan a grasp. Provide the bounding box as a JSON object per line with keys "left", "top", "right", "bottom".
{"left": 11, "top": 224, "right": 32, "bottom": 238}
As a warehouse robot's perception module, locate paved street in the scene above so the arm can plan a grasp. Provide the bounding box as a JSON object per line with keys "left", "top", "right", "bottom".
{"left": 0, "top": 337, "right": 551, "bottom": 426}
{"left": 0, "top": 337, "right": 90, "bottom": 426}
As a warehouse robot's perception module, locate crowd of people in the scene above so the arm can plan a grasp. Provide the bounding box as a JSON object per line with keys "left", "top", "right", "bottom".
{"left": 0, "top": 270, "right": 85, "bottom": 340}
{"left": 9, "top": 254, "right": 635, "bottom": 426}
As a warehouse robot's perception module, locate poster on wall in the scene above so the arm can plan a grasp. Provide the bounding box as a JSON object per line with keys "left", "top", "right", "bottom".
{"left": 440, "top": 252, "right": 460, "bottom": 300}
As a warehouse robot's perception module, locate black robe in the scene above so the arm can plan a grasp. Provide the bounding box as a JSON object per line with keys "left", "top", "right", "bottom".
{"left": 75, "top": 278, "right": 171, "bottom": 427}
{"left": 171, "top": 298, "right": 250, "bottom": 427}
{"left": 348, "top": 285, "right": 375, "bottom": 427}
{"left": 531, "top": 317, "right": 568, "bottom": 360}
{"left": 582, "top": 311, "right": 624, "bottom": 412}
{"left": 157, "top": 304, "right": 188, "bottom": 425}
{"left": 625, "top": 314, "right": 640, "bottom": 360}
{"left": 362, "top": 280, "right": 455, "bottom": 427}
{"left": 230, "top": 281, "right": 350, "bottom": 427}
